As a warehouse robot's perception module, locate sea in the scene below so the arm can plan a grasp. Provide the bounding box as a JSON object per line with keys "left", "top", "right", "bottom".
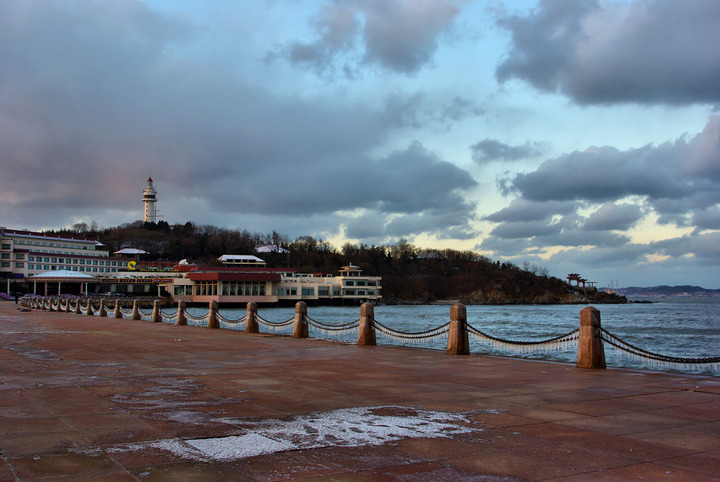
{"left": 186, "top": 297, "right": 720, "bottom": 376}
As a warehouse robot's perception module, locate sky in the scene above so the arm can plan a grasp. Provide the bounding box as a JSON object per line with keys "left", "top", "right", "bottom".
{"left": 1, "top": 0, "right": 719, "bottom": 288}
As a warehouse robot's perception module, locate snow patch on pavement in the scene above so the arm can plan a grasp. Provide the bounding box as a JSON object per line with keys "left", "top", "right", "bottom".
{"left": 108, "top": 405, "right": 483, "bottom": 462}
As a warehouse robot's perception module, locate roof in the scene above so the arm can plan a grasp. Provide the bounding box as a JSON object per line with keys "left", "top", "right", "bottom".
{"left": 29, "top": 270, "right": 98, "bottom": 281}
{"left": 114, "top": 248, "right": 148, "bottom": 255}
{"left": 218, "top": 254, "right": 265, "bottom": 263}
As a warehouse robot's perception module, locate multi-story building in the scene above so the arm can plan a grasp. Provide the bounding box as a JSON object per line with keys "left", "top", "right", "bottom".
{"left": 1, "top": 227, "right": 133, "bottom": 293}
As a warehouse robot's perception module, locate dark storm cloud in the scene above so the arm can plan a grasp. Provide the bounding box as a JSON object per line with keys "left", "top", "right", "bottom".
{"left": 0, "top": 0, "right": 479, "bottom": 240}
{"left": 511, "top": 115, "right": 720, "bottom": 209}
{"left": 471, "top": 139, "right": 545, "bottom": 164}
{"left": 496, "top": 0, "right": 720, "bottom": 105}
{"left": 481, "top": 116, "right": 720, "bottom": 275}
{"left": 583, "top": 203, "right": 644, "bottom": 232}
{"left": 652, "top": 232, "right": 720, "bottom": 264}
{"left": 275, "top": 0, "right": 462, "bottom": 75}
{"left": 693, "top": 206, "right": 720, "bottom": 231}
{"left": 484, "top": 198, "right": 578, "bottom": 223}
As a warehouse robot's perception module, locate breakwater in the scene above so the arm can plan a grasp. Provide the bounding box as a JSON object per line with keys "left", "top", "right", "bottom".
{"left": 22, "top": 296, "right": 720, "bottom": 375}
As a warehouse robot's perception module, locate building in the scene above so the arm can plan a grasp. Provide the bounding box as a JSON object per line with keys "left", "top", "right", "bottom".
{"left": 167, "top": 263, "right": 381, "bottom": 305}
{"left": 0, "top": 227, "right": 134, "bottom": 294}
{"left": 142, "top": 177, "right": 157, "bottom": 223}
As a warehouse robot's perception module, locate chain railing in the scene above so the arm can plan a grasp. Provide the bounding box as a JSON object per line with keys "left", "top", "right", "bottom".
{"left": 307, "top": 316, "right": 360, "bottom": 335}
{"left": 19, "top": 296, "right": 719, "bottom": 374}
{"left": 374, "top": 319, "right": 450, "bottom": 345}
{"left": 601, "top": 328, "right": 720, "bottom": 372}
{"left": 467, "top": 325, "right": 580, "bottom": 354}
{"left": 256, "top": 313, "right": 295, "bottom": 332}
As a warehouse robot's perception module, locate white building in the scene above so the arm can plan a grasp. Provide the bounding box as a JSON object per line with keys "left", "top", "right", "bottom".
{"left": 0, "top": 227, "right": 133, "bottom": 294}
{"left": 167, "top": 263, "right": 381, "bottom": 305}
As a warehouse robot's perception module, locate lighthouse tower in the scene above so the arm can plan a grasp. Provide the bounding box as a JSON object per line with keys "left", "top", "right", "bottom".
{"left": 142, "top": 177, "right": 157, "bottom": 223}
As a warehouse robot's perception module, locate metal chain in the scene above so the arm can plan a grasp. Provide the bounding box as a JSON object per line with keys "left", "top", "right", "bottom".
{"left": 374, "top": 320, "right": 450, "bottom": 340}
{"left": 468, "top": 324, "right": 580, "bottom": 347}
{"left": 601, "top": 328, "right": 720, "bottom": 365}
{"left": 307, "top": 317, "right": 360, "bottom": 331}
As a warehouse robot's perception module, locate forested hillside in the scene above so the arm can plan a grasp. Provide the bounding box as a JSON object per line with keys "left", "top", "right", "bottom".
{"left": 50, "top": 221, "right": 625, "bottom": 304}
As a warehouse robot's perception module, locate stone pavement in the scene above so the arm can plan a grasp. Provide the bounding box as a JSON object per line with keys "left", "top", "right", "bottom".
{"left": 0, "top": 301, "right": 719, "bottom": 481}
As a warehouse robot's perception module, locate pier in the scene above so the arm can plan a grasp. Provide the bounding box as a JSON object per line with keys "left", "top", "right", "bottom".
{"left": 2, "top": 301, "right": 719, "bottom": 479}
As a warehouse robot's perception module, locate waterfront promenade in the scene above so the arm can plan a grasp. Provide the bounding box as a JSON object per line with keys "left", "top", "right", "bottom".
{"left": 1, "top": 301, "right": 719, "bottom": 480}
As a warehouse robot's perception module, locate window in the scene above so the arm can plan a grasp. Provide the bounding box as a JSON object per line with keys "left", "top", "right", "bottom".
{"left": 1, "top": 262, "right": 10, "bottom": 267}
{"left": 1, "top": 253, "right": 10, "bottom": 259}
{"left": 1, "top": 243, "right": 11, "bottom": 249}
{"left": 302, "top": 288, "right": 314, "bottom": 296}
{"left": 319, "top": 287, "right": 329, "bottom": 296}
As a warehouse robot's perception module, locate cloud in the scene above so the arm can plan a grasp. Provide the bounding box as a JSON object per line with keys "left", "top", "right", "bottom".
{"left": 274, "top": 0, "right": 462, "bottom": 75}
{"left": 583, "top": 203, "right": 644, "bottom": 231}
{"left": 471, "top": 139, "right": 545, "bottom": 164}
{"left": 484, "top": 198, "right": 578, "bottom": 223}
{"left": 0, "top": 0, "right": 479, "bottom": 242}
{"left": 496, "top": 0, "right": 720, "bottom": 105}
{"left": 481, "top": 116, "right": 720, "bottom": 282}
{"left": 509, "top": 116, "right": 720, "bottom": 216}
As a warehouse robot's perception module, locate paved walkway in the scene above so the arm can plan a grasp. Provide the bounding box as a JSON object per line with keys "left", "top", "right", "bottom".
{"left": 0, "top": 301, "right": 719, "bottom": 481}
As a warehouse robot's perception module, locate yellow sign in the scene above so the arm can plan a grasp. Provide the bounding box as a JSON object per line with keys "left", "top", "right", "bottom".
{"left": 128, "top": 261, "right": 136, "bottom": 270}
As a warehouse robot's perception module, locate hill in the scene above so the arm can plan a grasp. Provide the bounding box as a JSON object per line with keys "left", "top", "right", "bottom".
{"left": 47, "top": 221, "right": 627, "bottom": 305}
{"left": 621, "top": 285, "right": 720, "bottom": 297}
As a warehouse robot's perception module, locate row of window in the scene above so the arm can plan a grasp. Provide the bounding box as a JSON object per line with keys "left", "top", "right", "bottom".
{"left": 25, "top": 264, "right": 122, "bottom": 273}
{"left": 344, "top": 280, "right": 377, "bottom": 286}
{"left": 168, "top": 282, "right": 376, "bottom": 298}
{"left": 4, "top": 239, "right": 95, "bottom": 249}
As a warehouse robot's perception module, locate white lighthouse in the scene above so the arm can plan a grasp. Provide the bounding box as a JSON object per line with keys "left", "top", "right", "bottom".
{"left": 142, "top": 177, "right": 157, "bottom": 223}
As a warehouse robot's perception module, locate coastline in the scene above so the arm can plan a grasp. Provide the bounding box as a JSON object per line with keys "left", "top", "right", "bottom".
{"left": 1, "top": 301, "right": 718, "bottom": 479}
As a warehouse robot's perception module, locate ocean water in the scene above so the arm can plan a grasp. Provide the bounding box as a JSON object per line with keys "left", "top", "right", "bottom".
{"left": 186, "top": 298, "right": 720, "bottom": 376}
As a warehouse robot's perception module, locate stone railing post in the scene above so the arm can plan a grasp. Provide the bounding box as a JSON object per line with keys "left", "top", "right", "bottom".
{"left": 65, "top": 299, "right": 72, "bottom": 313}
{"left": 357, "top": 302, "right": 377, "bottom": 346}
{"left": 293, "top": 302, "right": 309, "bottom": 338}
{"left": 245, "top": 302, "right": 259, "bottom": 333}
{"left": 131, "top": 300, "right": 140, "bottom": 321}
{"left": 176, "top": 300, "right": 187, "bottom": 326}
{"left": 152, "top": 300, "right": 161, "bottom": 323}
{"left": 98, "top": 299, "right": 107, "bottom": 318}
{"left": 113, "top": 300, "right": 122, "bottom": 318}
{"left": 207, "top": 300, "right": 219, "bottom": 329}
{"left": 577, "top": 306, "right": 606, "bottom": 369}
{"left": 74, "top": 299, "right": 81, "bottom": 315}
{"left": 85, "top": 300, "right": 94, "bottom": 317}
{"left": 447, "top": 303, "right": 469, "bottom": 355}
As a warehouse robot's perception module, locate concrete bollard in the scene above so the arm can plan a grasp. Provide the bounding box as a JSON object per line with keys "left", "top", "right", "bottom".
{"left": 447, "top": 303, "right": 470, "bottom": 355}
{"left": 131, "top": 300, "right": 140, "bottom": 320}
{"left": 74, "top": 299, "right": 81, "bottom": 315}
{"left": 357, "top": 302, "right": 377, "bottom": 346}
{"left": 113, "top": 300, "right": 121, "bottom": 318}
{"left": 576, "top": 306, "right": 606, "bottom": 369}
{"left": 85, "top": 300, "right": 94, "bottom": 317}
{"left": 176, "top": 300, "right": 187, "bottom": 326}
{"left": 293, "top": 302, "right": 309, "bottom": 338}
{"left": 207, "top": 300, "right": 219, "bottom": 328}
{"left": 245, "top": 302, "right": 259, "bottom": 333}
{"left": 152, "top": 300, "right": 161, "bottom": 323}
{"left": 98, "top": 299, "right": 107, "bottom": 318}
